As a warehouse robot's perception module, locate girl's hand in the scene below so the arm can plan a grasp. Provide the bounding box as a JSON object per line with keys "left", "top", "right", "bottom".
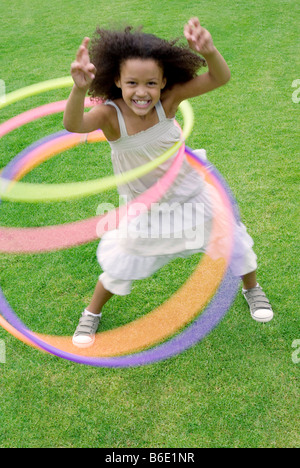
{"left": 70, "top": 37, "right": 97, "bottom": 90}
{"left": 184, "top": 18, "right": 215, "bottom": 57}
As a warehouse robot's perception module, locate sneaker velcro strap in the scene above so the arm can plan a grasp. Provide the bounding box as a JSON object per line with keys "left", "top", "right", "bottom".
{"left": 74, "top": 315, "right": 100, "bottom": 337}
{"left": 250, "top": 301, "right": 272, "bottom": 310}
{"left": 244, "top": 288, "right": 272, "bottom": 311}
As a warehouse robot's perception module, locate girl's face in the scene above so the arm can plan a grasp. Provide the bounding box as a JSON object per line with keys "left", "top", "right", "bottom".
{"left": 115, "top": 58, "right": 167, "bottom": 117}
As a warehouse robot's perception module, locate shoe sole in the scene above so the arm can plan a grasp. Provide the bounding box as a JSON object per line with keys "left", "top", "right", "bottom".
{"left": 251, "top": 312, "right": 274, "bottom": 323}
{"left": 72, "top": 335, "right": 96, "bottom": 348}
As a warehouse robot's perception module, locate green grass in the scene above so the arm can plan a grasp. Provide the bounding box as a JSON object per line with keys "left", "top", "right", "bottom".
{"left": 0, "top": 0, "right": 299, "bottom": 448}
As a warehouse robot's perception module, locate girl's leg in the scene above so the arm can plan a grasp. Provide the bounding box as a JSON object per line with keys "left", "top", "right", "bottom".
{"left": 241, "top": 270, "right": 257, "bottom": 290}
{"left": 86, "top": 280, "right": 114, "bottom": 315}
{"left": 72, "top": 281, "right": 113, "bottom": 348}
{"left": 73, "top": 275, "right": 132, "bottom": 348}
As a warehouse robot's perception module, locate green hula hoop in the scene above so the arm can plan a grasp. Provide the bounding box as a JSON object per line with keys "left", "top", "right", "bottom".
{"left": 0, "top": 78, "right": 193, "bottom": 203}
{"left": 0, "top": 77, "right": 74, "bottom": 110}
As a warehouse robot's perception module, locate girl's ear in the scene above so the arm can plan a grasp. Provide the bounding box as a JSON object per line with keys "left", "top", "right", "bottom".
{"left": 115, "top": 77, "right": 121, "bottom": 88}
{"left": 161, "top": 77, "right": 167, "bottom": 90}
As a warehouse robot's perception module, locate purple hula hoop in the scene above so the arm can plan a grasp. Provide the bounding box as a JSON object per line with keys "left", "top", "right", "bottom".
{"left": 0, "top": 148, "right": 241, "bottom": 367}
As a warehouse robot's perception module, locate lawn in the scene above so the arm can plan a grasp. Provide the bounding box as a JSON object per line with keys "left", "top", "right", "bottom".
{"left": 0, "top": 0, "right": 299, "bottom": 448}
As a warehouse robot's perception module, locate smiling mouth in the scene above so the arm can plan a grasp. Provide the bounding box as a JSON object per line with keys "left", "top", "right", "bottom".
{"left": 132, "top": 99, "right": 152, "bottom": 109}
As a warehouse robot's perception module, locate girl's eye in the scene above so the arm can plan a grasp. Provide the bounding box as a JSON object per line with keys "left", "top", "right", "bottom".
{"left": 125, "top": 81, "right": 158, "bottom": 86}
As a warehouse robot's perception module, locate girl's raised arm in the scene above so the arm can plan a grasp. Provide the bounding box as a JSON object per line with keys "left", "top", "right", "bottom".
{"left": 172, "top": 18, "right": 231, "bottom": 104}
{"left": 71, "top": 37, "right": 97, "bottom": 90}
{"left": 63, "top": 38, "right": 109, "bottom": 134}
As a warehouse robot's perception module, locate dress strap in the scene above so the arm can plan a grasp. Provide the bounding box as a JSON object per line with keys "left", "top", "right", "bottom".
{"left": 155, "top": 100, "right": 167, "bottom": 121}
{"left": 104, "top": 100, "right": 128, "bottom": 137}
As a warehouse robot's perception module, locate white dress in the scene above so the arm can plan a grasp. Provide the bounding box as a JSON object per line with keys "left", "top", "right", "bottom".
{"left": 97, "top": 100, "right": 257, "bottom": 286}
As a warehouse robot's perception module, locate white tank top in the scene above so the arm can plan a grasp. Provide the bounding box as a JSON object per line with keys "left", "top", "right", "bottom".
{"left": 104, "top": 99, "right": 204, "bottom": 203}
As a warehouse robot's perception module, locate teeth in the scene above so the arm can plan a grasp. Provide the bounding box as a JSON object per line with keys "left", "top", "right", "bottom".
{"left": 134, "top": 100, "right": 149, "bottom": 105}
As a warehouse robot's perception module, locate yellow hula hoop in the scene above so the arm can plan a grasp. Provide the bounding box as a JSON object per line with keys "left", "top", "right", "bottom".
{"left": 0, "top": 77, "right": 74, "bottom": 110}
{"left": 0, "top": 78, "right": 194, "bottom": 203}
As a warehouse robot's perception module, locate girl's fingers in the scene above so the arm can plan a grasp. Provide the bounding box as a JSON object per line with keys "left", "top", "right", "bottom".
{"left": 87, "top": 63, "right": 97, "bottom": 79}
{"left": 76, "top": 37, "right": 91, "bottom": 62}
{"left": 185, "top": 18, "right": 214, "bottom": 55}
{"left": 71, "top": 61, "right": 82, "bottom": 73}
{"left": 71, "top": 61, "right": 96, "bottom": 82}
{"left": 185, "top": 19, "right": 203, "bottom": 42}
{"left": 87, "top": 63, "right": 96, "bottom": 72}
{"left": 70, "top": 37, "right": 95, "bottom": 87}
{"left": 189, "top": 17, "right": 201, "bottom": 29}
{"left": 76, "top": 45, "right": 85, "bottom": 62}
{"left": 185, "top": 18, "right": 211, "bottom": 51}
{"left": 82, "top": 36, "right": 90, "bottom": 46}
{"left": 184, "top": 25, "right": 192, "bottom": 41}
{"left": 79, "top": 37, "right": 90, "bottom": 53}
{"left": 184, "top": 24, "right": 197, "bottom": 43}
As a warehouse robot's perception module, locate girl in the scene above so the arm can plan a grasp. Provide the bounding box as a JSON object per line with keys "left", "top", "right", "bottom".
{"left": 64, "top": 18, "right": 273, "bottom": 348}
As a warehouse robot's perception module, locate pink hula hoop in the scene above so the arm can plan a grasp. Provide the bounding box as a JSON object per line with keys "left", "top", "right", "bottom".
{"left": 0, "top": 100, "right": 185, "bottom": 253}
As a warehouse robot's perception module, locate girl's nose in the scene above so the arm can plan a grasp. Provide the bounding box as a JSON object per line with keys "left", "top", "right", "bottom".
{"left": 135, "top": 87, "right": 147, "bottom": 97}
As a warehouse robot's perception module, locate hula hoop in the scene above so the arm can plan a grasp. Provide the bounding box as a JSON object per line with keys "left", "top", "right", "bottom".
{"left": 0, "top": 98, "right": 96, "bottom": 138}
{"left": 0, "top": 76, "right": 74, "bottom": 110}
{"left": 0, "top": 77, "right": 241, "bottom": 366}
{"left": 0, "top": 93, "right": 186, "bottom": 254}
{"left": 0, "top": 88, "right": 189, "bottom": 252}
{"left": 0, "top": 129, "right": 185, "bottom": 253}
{"left": 0, "top": 100, "right": 193, "bottom": 202}
{"left": 0, "top": 149, "right": 240, "bottom": 365}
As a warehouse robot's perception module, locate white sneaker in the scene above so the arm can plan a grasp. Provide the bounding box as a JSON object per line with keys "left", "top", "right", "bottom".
{"left": 242, "top": 285, "right": 274, "bottom": 323}
{"left": 72, "top": 311, "right": 101, "bottom": 348}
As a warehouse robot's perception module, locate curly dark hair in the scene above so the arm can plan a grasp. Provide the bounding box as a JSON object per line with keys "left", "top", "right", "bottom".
{"left": 88, "top": 26, "right": 206, "bottom": 100}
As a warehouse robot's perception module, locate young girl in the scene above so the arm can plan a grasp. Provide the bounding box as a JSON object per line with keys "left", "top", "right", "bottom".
{"left": 64, "top": 18, "right": 273, "bottom": 348}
